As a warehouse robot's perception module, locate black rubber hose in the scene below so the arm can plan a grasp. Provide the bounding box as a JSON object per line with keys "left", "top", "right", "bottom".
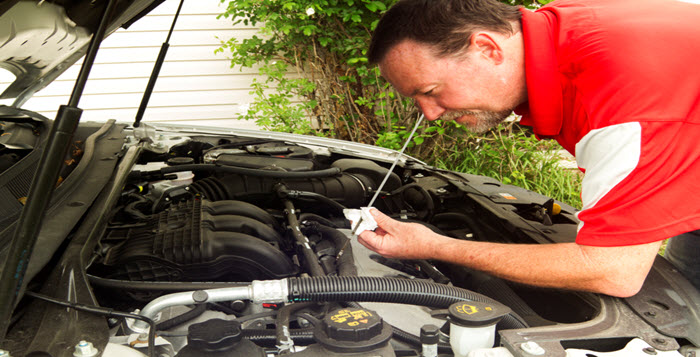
{"left": 287, "top": 276, "right": 528, "bottom": 330}
{"left": 431, "top": 212, "right": 486, "bottom": 241}
{"left": 413, "top": 260, "right": 451, "bottom": 284}
{"left": 159, "top": 164, "right": 341, "bottom": 179}
{"left": 390, "top": 183, "right": 435, "bottom": 221}
{"left": 156, "top": 303, "right": 207, "bottom": 331}
{"left": 123, "top": 193, "right": 151, "bottom": 220}
{"left": 293, "top": 191, "right": 347, "bottom": 213}
{"left": 299, "top": 213, "right": 342, "bottom": 228}
{"left": 282, "top": 199, "right": 326, "bottom": 277}
{"left": 305, "top": 224, "right": 357, "bottom": 277}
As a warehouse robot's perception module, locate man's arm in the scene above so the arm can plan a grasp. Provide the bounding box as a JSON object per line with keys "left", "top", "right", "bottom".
{"left": 357, "top": 209, "right": 661, "bottom": 297}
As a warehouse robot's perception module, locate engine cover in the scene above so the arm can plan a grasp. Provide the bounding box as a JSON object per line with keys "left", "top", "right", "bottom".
{"left": 94, "top": 199, "right": 298, "bottom": 282}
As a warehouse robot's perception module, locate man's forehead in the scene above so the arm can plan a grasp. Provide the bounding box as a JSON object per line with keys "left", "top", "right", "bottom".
{"left": 378, "top": 40, "right": 435, "bottom": 95}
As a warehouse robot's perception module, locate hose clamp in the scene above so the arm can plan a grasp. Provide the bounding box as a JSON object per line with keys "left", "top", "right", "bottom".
{"left": 251, "top": 279, "right": 289, "bottom": 303}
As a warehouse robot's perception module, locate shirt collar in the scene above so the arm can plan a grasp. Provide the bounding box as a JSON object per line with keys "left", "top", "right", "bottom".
{"left": 515, "top": 7, "right": 563, "bottom": 137}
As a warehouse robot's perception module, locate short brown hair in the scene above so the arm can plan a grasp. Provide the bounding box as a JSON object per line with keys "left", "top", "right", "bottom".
{"left": 368, "top": 0, "right": 522, "bottom": 63}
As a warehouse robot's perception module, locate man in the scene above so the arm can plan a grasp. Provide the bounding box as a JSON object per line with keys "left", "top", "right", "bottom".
{"left": 358, "top": 0, "right": 700, "bottom": 297}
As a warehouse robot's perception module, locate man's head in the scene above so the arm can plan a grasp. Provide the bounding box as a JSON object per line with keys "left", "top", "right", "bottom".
{"left": 368, "top": 0, "right": 521, "bottom": 64}
{"left": 369, "top": 0, "right": 526, "bottom": 132}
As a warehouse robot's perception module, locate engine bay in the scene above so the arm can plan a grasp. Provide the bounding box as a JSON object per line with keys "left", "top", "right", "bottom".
{"left": 88, "top": 126, "right": 587, "bottom": 356}
{"left": 2, "top": 120, "right": 696, "bottom": 357}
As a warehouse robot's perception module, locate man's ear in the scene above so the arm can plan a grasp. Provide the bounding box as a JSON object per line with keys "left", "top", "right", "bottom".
{"left": 470, "top": 32, "right": 504, "bottom": 64}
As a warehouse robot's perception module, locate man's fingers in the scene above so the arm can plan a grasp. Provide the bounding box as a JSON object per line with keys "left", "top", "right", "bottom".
{"left": 357, "top": 232, "right": 378, "bottom": 251}
{"left": 369, "top": 208, "right": 393, "bottom": 227}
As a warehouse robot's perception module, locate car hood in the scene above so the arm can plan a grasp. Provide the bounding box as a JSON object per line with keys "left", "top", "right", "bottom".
{"left": 0, "top": 0, "right": 162, "bottom": 104}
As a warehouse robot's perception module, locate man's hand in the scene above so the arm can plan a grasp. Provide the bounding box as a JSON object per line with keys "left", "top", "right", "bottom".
{"left": 357, "top": 208, "right": 452, "bottom": 260}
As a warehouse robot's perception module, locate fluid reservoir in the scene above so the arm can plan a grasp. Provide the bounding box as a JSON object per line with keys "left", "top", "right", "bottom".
{"left": 447, "top": 301, "right": 510, "bottom": 357}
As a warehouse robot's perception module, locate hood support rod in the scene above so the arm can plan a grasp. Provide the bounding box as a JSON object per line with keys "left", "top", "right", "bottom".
{"left": 0, "top": 0, "right": 119, "bottom": 342}
{"left": 133, "top": 0, "right": 185, "bottom": 128}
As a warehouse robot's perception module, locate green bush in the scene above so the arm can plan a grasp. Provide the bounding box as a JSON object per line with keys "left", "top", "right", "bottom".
{"left": 217, "top": 0, "right": 417, "bottom": 141}
{"left": 427, "top": 121, "right": 582, "bottom": 208}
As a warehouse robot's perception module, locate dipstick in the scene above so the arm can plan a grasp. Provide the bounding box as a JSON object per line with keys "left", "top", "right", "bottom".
{"left": 351, "top": 114, "right": 425, "bottom": 236}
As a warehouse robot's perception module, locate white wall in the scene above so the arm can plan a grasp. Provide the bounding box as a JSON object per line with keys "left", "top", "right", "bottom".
{"left": 6, "top": 0, "right": 262, "bottom": 129}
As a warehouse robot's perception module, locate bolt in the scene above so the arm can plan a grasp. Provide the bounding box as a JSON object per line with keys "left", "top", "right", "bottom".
{"left": 436, "top": 188, "right": 447, "bottom": 194}
{"left": 138, "top": 333, "right": 149, "bottom": 341}
{"left": 414, "top": 173, "right": 424, "bottom": 178}
{"left": 644, "top": 311, "right": 657, "bottom": 318}
{"left": 192, "top": 290, "right": 209, "bottom": 303}
{"left": 73, "top": 340, "right": 98, "bottom": 357}
{"left": 520, "top": 341, "right": 545, "bottom": 356}
{"left": 652, "top": 338, "right": 667, "bottom": 345}
{"left": 643, "top": 347, "right": 658, "bottom": 355}
{"left": 230, "top": 300, "right": 246, "bottom": 311}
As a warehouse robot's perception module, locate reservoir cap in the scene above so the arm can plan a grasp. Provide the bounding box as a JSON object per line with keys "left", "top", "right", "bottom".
{"left": 315, "top": 308, "right": 392, "bottom": 352}
{"left": 448, "top": 301, "right": 511, "bottom": 327}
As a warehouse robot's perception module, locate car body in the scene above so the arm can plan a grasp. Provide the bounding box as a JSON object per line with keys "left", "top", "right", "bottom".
{"left": 0, "top": 1, "right": 698, "bottom": 357}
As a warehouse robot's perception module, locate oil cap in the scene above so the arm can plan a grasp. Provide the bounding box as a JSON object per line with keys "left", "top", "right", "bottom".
{"left": 187, "top": 319, "right": 242, "bottom": 352}
{"left": 314, "top": 308, "right": 392, "bottom": 353}
{"left": 448, "top": 300, "right": 510, "bottom": 327}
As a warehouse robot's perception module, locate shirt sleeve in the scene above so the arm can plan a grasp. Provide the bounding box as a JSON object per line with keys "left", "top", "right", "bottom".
{"left": 574, "top": 122, "right": 700, "bottom": 246}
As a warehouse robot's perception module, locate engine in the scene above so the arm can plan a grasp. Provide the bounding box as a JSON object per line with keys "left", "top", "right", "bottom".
{"left": 77, "top": 133, "right": 594, "bottom": 357}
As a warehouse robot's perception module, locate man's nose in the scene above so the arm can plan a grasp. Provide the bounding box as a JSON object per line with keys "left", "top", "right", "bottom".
{"left": 415, "top": 97, "right": 444, "bottom": 121}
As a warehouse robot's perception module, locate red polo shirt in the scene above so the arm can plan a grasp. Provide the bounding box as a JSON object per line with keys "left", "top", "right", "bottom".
{"left": 515, "top": 0, "right": 700, "bottom": 246}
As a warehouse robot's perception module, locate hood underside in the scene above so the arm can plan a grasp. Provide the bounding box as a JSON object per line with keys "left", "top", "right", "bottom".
{"left": 0, "top": 0, "right": 162, "bottom": 104}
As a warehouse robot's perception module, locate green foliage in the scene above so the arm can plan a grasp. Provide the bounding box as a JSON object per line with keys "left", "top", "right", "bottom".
{"left": 218, "top": 0, "right": 417, "bottom": 140}
{"left": 427, "top": 122, "right": 583, "bottom": 208}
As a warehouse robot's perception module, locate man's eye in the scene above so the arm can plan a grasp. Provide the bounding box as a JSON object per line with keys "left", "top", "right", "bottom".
{"left": 423, "top": 89, "right": 434, "bottom": 95}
